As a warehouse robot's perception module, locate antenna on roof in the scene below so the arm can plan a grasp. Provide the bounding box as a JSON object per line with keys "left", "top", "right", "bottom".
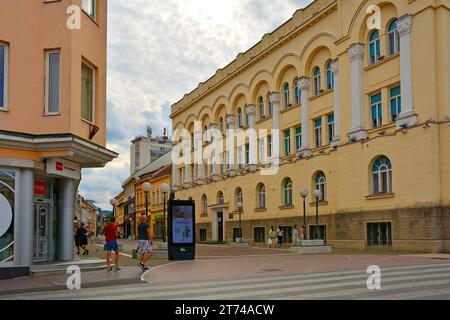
{"left": 147, "top": 126, "right": 153, "bottom": 138}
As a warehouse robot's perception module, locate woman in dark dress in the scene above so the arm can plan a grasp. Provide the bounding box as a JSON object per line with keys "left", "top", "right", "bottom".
{"left": 76, "top": 223, "right": 89, "bottom": 256}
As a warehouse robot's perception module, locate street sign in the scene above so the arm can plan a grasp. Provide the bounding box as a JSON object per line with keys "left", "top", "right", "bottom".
{"left": 168, "top": 199, "right": 195, "bottom": 261}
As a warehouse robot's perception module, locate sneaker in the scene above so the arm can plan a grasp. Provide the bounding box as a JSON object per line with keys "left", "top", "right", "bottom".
{"left": 114, "top": 266, "right": 121, "bottom": 271}
{"left": 138, "top": 262, "right": 145, "bottom": 271}
{"left": 107, "top": 266, "right": 112, "bottom": 272}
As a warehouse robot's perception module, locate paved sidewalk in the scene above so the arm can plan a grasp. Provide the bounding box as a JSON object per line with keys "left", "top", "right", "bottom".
{"left": 143, "top": 253, "right": 450, "bottom": 284}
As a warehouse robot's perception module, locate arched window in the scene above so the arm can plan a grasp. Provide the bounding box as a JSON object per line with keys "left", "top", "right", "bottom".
{"left": 257, "top": 183, "right": 266, "bottom": 209}
{"left": 369, "top": 30, "right": 381, "bottom": 64}
{"left": 218, "top": 117, "right": 224, "bottom": 134}
{"left": 326, "top": 60, "right": 333, "bottom": 90}
{"left": 217, "top": 191, "right": 224, "bottom": 204}
{"left": 283, "top": 83, "right": 290, "bottom": 108}
{"left": 245, "top": 110, "right": 249, "bottom": 127}
{"left": 258, "top": 96, "right": 265, "bottom": 119}
{"left": 267, "top": 92, "right": 273, "bottom": 116}
{"left": 235, "top": 187, "right": 243, "bottom": 209}
{"left": 372, "top": 156, "right": 393, "bottom": 194}
{"left": 237, "top": 108, "right": 243, "bottom": 128}
{"left": 313, "top": 67, "right": 321, "bottom": 95}
{"left": 388, "top": 20, "right": 400, "bottom": 56}
{"left": 294, "top": 78, "right": 301, "bottom": 105}
{"left": 314, "top": 171, "right": 327, "bottom": 202}
{"left": 201, "top": 194, "right": 208, "bottom": 215}
{"left": 283, "top": 178, "right": 293, "bottom": 206}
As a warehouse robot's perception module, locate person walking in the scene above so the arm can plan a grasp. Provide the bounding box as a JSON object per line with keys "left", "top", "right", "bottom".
{"left": 292, "top": 225, "right": 299, "bottom": 245}
{"left": 137, "top": 215, "right": 153, "bottom": 272}
{"left": 102, "top": 217, "right": 120, "bottom": 271}
{"left": 268, "top": 226, "right": 276, "bottom": 248}
{"left": 74, "top": 222, "right": 81, "bottom": 255}
{"left": 76, "top": 223, "right": 89, "bottom": 255}
{"left": 277, "top": 226, "right": 283, "bottom": 248}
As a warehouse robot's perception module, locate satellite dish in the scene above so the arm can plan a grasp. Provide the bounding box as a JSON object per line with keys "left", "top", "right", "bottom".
{"left": 0, "top": 193, "right": 13, "bottom": 238}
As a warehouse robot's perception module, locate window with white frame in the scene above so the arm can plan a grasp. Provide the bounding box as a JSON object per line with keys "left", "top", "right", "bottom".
{"left": 326, "top": 61, "right": 334, "bottom": 90}
{"left": 294, "top": 78, "right": 301, "bottom": 105}
{"left": 372, "top": 156, "right": 392, "bottom": 194}
{"left": 283, "top": 178, "right": 293, "bottom": 206}
{"left": 314, "top": 118, "right": 322, "bottom": 148}
{"left": 295, "top": 127, "right": 302, "bottom": 151}
{"left": 314, "top": 171, "right": 327, "bottom": 202}
{"left": 257, "top": 183, "right": 266, "bottom": 209}
{"left": 388, "top": 20, "right": 400, "bottom": 56}
{"left": 284, "top": 129, "right": 291, "bottom": 156}
{"left": 0, "top": 43, "right": 8, "bottom": 108}
{"left": 237, "top": 108, "right": 243, "bottom": 128}
{"left": 369, "top": 30, "right": 381, "bottom": 65}
{"left": 370, "top": 92, "right": 382, "bottom": 128}
{"left": 267, "top": 135, "right": 272, "bottom": 158}
{"left": 238, "top": 145, "right": 244, "bottom": 169}
{"left": 45, "top": 51, "right": 61, "bottom": 114}
{"left": 390, "top": 86, "right": 401, "bottom": 122}
{"left": 327, "top": 114, "right": 335, "bottom": 144}
{"left": 258, "top": 96, "right": 265, "bottom": 119}
{"left": 313, "top": 67, "right": 321, "bottom": 95}
{"left": 82, "top": 0, "right": 97, "bottom": 20}
{"left": 283, "top": 82, "right": 290, "bottom": 108}
{"left": 81, "top": 62, "right": 95, "bottom": 123}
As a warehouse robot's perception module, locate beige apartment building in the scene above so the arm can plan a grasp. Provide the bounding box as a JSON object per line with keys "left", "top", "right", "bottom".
{"left": 171, "top": 0, "right": 450, "bottom": 253}
{"left": 0, "top": 0, "right": 117, "bottom": 276}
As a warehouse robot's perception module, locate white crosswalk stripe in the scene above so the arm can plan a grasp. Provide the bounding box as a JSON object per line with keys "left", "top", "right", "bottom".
{"left": 2, "top": 263, "right": 450, "bottom": 300}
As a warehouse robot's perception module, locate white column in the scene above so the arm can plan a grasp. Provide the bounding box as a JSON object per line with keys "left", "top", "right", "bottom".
{"left": 58, "top": 178, "right": 76, "bottom": 262}
{"left": 194, "top": 127, "right": 204, "bottom": 185}
{"left": 347, "top": 43, "right": 368, "bottom": 142}
{"left": 331, "top": 59, "right": 341, "bottom": 147}
{"left": 269, "top": 92, "right": 281, "bottom": 160}
{"left": 209, "top": 123, "right": 220, "bottom": 181}
{"left": 245, "top": 104, "right": 257, "bottom": 173}
{"left": 171, "top": 161, "right": 179, "bottom": 191}
{"left": 396, "top": 14, "right": 418, "bottom": 129}
{"left": 226, "top": 115, "right": 236, "bottom": 177}
{"left": 18, "top": 169, "right": 34, "bottom": 266}
{"left": 297, "top": 77, "right": 312, "bottom": 158}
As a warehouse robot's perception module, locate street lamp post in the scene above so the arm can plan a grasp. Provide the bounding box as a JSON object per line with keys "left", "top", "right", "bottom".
{"left": 159, "top": 183, "right": 170, "bottom": 243}
{"left": 142, "top": 182, "right": 152, "bottom": 217}
{"left": 237, "top": 202, "right": 243, "bottom": 240}
{"left": 312, "top": 190, "right": 322, "bottom": 240}
{"left": 300, "top": 189, "right": 309, "bottom": 241}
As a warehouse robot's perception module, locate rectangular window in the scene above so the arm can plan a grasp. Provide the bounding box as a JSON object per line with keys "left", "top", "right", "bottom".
{"left": 82, "top": 0, "right": 97, "bottom": 20}
{"left": 45, "top": 51, "right": 60, "bottom": 114}
{"left": 254, "top": 227, "right": 265, "bottom": 243}
{"left": 370, "top": 93, "right": 382, "bottom": 128}
{"left": 295, "top": 127, "right": 302, "bottom": 151}
{"left": 238, "top": 146, "right": 244, "bottom": 169}
{"left": 258, "top": 138, "right": 265, "bottom": 163}
{"left": 81, "top": 62, "right": 95, "bottom": 123}
{"left": 267, "top": 135, "right": 272, "bottom": 158}
{"left": 0, "top": 43, "right": 8, "bottom": 108}
{"left": 200, "top": 229, "right": 207, "bottom": 242}
{"left": 367, "top": 222, "right": 392, "bottom": 246}
{"left": 280, "top": 226, "right": 293, "bottom": 244}
{"left": 309, "top": 225, "right": 327, "bottom": 242}
{"left": 220, "top": 153, "right": 224, "bottom": 174}
{"left": 327, "top": 114, "right": 335, "bottom": 144}
{"left": 390, "top": 86, "right": 401, "bottom": 122}
{"left": 245, "top": 143, "right": 250, "bottom": 165}
{"left": 284, "top": 129, "right": 291, "bottom": 156}
{"left": 314, "top": 118, "right": 322, "bottom": 148}
{"left": 233, "top": 228, "right": 242, "bottom": 242}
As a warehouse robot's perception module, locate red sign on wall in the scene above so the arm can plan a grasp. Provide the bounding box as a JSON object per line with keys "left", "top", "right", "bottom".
{"left": 34, "top": 181, "right": 47, "bottom": 196}
{"left": 55, "top": 162, "right": 64, "bottom": 171}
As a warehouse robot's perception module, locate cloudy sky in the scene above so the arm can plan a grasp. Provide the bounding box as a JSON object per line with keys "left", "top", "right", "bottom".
{"left": 78, "top": 0, "right": 313, "bottom": 210}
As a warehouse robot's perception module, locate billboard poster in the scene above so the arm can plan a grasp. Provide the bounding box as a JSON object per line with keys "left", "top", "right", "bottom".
{"left": 172, "top": 204, "right": 193, "bottom": 244}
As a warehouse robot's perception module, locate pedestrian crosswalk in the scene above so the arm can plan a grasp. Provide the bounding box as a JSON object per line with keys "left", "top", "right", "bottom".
{"left": 2, "top": 263, "right": 450, "bottom": 300}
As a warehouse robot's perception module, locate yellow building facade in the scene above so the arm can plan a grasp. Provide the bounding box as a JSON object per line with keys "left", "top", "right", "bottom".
{"left": 171, "top": 0, "right": 450, "bottom": 253}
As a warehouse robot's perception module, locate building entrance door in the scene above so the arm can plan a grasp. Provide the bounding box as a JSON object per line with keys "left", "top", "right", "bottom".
{"left": 34, "top": 203, "right": 50, "bottom": 261}
{"left": 217, "top": 212, "right": 224, "bottom": 242}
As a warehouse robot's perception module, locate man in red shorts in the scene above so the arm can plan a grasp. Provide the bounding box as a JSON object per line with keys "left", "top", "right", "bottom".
{"left": 102, "top": 217, "right": 120, "bottom": 271}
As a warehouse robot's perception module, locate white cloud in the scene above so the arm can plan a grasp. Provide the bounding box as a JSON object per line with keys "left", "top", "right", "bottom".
{"left": 78, "top": 0, "right": 313, "bottom": 210}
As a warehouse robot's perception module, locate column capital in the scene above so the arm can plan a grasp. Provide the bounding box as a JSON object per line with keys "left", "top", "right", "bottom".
{"left": 245, "top": 104, "right": 256, "bottom": 116}
{"left": 226, "top": 114, "right": 235, "bottom": 125}
{"left": 347, "top": 43, "right": 365, "bottom": 62}
{"left": 298, "top": 76, "right": 310, "bottom": 90}
{"left": 397, "top": 14, "right": 413, "bottom": 36}
{"left": 331, "top": 59, "right": 339, "bottom": 74}
{"left": 269, "top": 92, "right": 280, "bottom": 104}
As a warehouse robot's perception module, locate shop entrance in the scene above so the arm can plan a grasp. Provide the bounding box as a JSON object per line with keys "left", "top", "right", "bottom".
{"left": 34, "top": 203, "right": 50, "bottom": 261}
